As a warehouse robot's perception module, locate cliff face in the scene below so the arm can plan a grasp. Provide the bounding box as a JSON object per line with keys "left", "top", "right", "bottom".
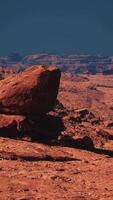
{"left": 0, "top": 53, "right": 113, "bottom": 76}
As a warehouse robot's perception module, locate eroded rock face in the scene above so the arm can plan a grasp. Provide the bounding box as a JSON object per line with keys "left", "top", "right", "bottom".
{"left": 0, "top": 65, "right": 61, "bottom": 115}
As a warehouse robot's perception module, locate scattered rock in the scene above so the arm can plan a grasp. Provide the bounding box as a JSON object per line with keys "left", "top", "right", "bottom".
{"left": 66, "top": 114, "right": 81, "bottom": 123}
{"left": 79, "top": 136, "right": 94, "bottom": 150}
{"left": 58, "top": 135, "right": 94, "bottom": 150}
{"left": 76, "top": 108, "right": 89, "bottom": 118}
{"left": 54, "top": 100, "right": 69, "bottom": 117}
{"left": 90, "top": 118, "right": 100, "bottom": 125}
{"left": 104, "top": 120, "right": 113, "bottom": 128}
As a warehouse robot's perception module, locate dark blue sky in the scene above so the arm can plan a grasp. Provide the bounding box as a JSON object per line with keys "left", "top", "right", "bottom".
{"left": 0, "top": 0, "right": 113, "bottom": 56}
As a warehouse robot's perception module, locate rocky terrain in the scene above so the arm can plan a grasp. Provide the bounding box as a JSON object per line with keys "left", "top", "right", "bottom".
{"left": 0, "top": 53, "right": 113, "bottom": 75}
{"left": 0, "top": 58, "right": 113, "bottom": 199}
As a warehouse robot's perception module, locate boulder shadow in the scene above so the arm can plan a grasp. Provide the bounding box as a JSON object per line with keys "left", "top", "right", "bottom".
{"left": 23, "top": 114, "right": 66, "bottom": 142}
{"left": 92, "top": 148, "right": 113, "bottom": 157}
{"left": 1, "top": 114, "right": 113, "bottom": 158}
{"left": 56, "top": 135, "right": 113, "bottom": 158}
{"left": 0, "top": 150, "right": 79, "bottom": 162}
{"left": 23, "top": 117, "right": 113, "bottom": 158}
{"left": 0, "top": 126, "right": 19, "bottom": 139}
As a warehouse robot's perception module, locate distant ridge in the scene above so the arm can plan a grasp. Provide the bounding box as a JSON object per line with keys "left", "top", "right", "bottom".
{"left": 0, "top": 53, "right": 113, "bottom": 75}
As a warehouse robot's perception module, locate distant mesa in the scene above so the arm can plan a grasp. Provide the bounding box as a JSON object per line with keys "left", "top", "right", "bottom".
{"left": 0, "top": 53, "right": 113, "bottom": 75}
{"left": 8, "top": 52, "right": 22, "bottom": 62}
{"left": 103, "top": 69, "right": 113, "bottom": 75}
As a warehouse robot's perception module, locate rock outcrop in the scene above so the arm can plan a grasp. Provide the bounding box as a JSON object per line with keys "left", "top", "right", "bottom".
{"left": 0, "top": 65, "right": 61, "bottom": 115}
{"left": 0, "top": 65, "right": 61, "bottom": 138}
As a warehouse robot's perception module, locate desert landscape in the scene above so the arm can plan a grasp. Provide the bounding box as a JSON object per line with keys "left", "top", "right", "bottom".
{"left": 0, "top": 0, "right": 113, "bottom": 198}
{"left": 0, "top": 54, "right": 113, "bottom": 199}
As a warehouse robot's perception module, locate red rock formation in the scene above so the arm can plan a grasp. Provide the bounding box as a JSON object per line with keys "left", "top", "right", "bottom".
{"left": 0, "top": 65, "right": 61, "bottom": 115}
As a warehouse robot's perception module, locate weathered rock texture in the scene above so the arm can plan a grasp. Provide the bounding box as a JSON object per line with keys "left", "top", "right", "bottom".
{"left": 0, "top": 65, "right": 61, "bottom": 115}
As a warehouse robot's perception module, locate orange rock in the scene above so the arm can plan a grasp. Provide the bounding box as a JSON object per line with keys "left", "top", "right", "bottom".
{"left": 0, "top": 65, "right": 61, "bottom": 115}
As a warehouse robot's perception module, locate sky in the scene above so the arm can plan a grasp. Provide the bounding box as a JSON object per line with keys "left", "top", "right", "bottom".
{"left": 0, "top": 0, "right": 113, "bottom": 56}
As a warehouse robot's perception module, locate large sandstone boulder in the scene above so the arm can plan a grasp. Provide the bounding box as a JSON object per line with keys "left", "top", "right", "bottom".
{"left": 0, "top": 65, "right": 61, "bottom": 115}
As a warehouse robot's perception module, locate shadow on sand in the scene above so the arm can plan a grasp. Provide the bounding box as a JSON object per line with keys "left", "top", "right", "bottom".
{"left": 1, "top": 114, "right": 113, "bottom": 160}
{"left": 24, "top": 115, "right": 113, "bottom": 158}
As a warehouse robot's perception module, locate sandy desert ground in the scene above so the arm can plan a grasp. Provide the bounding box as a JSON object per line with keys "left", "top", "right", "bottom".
{"left": 0, "top": 73, "right": 113, "bottom": 200}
